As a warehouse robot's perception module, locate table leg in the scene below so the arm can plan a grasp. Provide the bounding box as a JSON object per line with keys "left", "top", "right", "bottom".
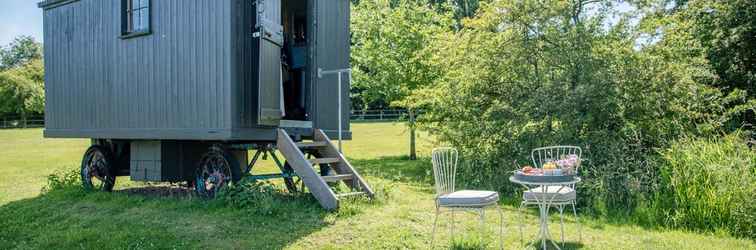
{"left": 539, "top": 197, "right": 562, "bottom": 250}
{"left": 540, "top": 203, "right": 547, "bottom": 249}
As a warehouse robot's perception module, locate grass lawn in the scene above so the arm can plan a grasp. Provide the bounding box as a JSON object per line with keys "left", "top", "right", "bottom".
{"left": 0, "top": 122, "right": 753, "bottom": 249}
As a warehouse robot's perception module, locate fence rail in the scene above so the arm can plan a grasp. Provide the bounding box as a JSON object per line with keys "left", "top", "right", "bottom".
{"left": 0, "top": 110, "right": 409, "bottom": 129}
{"left": 350, "top": 109, "right": 408, "bottom": 121}
{"left": 0, "top": 117, "right": 45, "bottom": 129}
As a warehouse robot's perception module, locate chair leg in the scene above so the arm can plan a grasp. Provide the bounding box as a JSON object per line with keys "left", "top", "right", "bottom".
{"left": 497, "top": 206, "right": 505, "bottom": 250}
{"left": 480, "top": 208, "right": 486, "bottom": 234}
{"left": 450, "top": 210, "right": 455, "bottom": 245}
{"left": 518, "top": 201, "right": 525, "bottom": 247}
{"left": 572, "top": 201, "right": 582, "bottom": 242}
{"left": 431, "top": 206, "right": 439, "bottom": 249}
{"left": 559, "top": 204, "right": 565, "bottom": 246}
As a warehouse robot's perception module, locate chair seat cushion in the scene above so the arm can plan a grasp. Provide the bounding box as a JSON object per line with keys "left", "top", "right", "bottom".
{"left": 523, "top": 186, "right": 576, "bottom": 201}
{"left": 438, "top": 190, "right": 499, "bottom": 207}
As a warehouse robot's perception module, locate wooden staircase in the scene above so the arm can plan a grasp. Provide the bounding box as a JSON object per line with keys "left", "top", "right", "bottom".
{"left": 277, "top": 129, "right": 374, "bottom": 210}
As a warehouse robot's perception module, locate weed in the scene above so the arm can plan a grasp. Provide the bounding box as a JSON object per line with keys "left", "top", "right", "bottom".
{"left": 41, "top": 167, "right": 81, "bottom": 193}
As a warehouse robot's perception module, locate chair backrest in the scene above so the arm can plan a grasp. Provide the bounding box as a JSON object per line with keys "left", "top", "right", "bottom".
{"left": 432, "top": 147, "right": 458, "bottom": 196}
{"left": 531, "top": 146, "right": 583, "bottom": 174}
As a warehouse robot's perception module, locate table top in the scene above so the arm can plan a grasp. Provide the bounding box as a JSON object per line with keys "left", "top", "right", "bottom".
{"left": 509, "top": 175, "right": 581, "bottom": 186}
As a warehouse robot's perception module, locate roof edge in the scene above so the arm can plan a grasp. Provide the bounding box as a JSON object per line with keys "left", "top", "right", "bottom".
{"left": 38, "top": 0, "right": 80, "bottom": 10}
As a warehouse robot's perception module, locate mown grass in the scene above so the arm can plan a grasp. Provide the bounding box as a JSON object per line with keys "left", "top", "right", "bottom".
{"left": 0, "top": 123, "right": 754, "bottom": 249}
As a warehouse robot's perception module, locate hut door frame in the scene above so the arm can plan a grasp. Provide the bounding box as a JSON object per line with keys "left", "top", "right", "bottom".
{"left": 312, "top": 0, "right": 350, "bottom": 137}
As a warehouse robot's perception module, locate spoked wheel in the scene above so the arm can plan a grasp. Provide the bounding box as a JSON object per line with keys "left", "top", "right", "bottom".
{"left": 282, "top": 161, "right": 305, "bottom": 193}
{"left": 80, "top": 145, "right": 117, "bottom": 191}
{"left": 194, "top": 146, "right": 240, "bottom": 198}
{"left": 282, "top": 152, "right": 331, "bottom": 193}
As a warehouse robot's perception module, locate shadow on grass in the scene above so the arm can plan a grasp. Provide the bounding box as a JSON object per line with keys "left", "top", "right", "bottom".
{"left": 0, "top": 185, "right": 347, "bottom": 249}
{"left": 351, "top": 155, "right": 433, "bottom": 185}
{"left": 117, "top": 185, "right": 194, "bottom": 198}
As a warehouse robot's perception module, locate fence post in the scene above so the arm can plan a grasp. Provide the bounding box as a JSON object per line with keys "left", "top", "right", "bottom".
{"left": 409, "top": 109, "right": 416, "bottom": 160}
{"left": 380, "top": 110, "right": 384, "bottom": 120}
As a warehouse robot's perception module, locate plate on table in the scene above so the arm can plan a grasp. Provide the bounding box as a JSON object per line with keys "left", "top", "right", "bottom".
{"left": 514, "top": 170, "right": 576, "bottom": 183}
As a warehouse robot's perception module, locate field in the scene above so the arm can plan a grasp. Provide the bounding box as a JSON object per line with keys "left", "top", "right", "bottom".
{"left": 0, "top": 123, "right": 754, "bottom": 249}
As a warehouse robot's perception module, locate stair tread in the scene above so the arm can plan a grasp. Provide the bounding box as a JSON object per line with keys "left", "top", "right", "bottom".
{"left": 309, "top": 157, "right": 340, "bottom": 165}
{"left": 296, "top": 141, "right": 329, "bottom": 148}
{"left": 321, "top": 174, "right": 354, "bottom": 182}
{"left": 336, "top": 191, "right": 366, "bottom": 198}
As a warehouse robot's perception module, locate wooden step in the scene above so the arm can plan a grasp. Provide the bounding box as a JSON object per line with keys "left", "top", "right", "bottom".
{"left": 278, "top": 129, "right": 338, "bottom": 210}
{"left": 296, "top": 141, "right": 329, "bottom": 148}
{"left": 321, "top": 174, "right": 354, "bottom": 183}
{"left": 309, "top": 158, "right": 340, "bottom": 165}
{"left": 336, "top": 191, "right": 366, "bottom": 198}
{"left": 313, "top": 130, "right": 375, "bottom": 198}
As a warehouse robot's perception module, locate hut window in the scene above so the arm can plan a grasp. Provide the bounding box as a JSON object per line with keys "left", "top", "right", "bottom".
{"left": 121, "top": 0, "right": 151, "bottom": 37}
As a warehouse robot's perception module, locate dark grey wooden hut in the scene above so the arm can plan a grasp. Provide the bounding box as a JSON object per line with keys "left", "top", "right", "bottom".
{"left": 39, "top": 0, "right": 351, "bottom": 141}
{"left": 38, "top": 0, "right": 373, "bottom": 210}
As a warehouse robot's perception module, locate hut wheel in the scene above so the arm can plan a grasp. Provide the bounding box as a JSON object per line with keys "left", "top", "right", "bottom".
{"left": 282, "top": 161, "right": 304, "bottom": 193}
{"left": 194, "top": 146, "right": 240, "bottom": 198}
{"left": 80, "top": 145, "right": 117, "bottom": 191}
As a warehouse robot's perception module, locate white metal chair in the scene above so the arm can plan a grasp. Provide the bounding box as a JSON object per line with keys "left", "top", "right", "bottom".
{"left": 519, "top": 146, "right": 582, "bottom": 246}
{"left": 430, "top": 147, "right": 504, "bottom": 249}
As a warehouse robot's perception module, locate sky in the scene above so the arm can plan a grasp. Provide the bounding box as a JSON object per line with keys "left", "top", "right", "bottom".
{"left": 0, "top": 0, "right": 44, "bottom": 46}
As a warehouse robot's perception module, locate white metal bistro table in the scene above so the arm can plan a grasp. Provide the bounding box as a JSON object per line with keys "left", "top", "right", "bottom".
{"left": 509, "top": 176, "right": 581, "bottom": 250}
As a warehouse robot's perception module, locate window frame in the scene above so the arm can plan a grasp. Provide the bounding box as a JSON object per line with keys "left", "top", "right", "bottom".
{"left": 120, "top": 0, "right": 152, "bottom": 39}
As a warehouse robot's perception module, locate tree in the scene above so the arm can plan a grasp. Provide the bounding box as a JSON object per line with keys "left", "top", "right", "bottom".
{"left": 427, "top": 0, "right": 483, "bottom": 25}
{"left": 351, "top": 0, "right": 453, "bottom": 159}
{"left": 0, "top": 59, "right": 45, "bottom": 127}
{"left": 638, "top": 0, "right": 756, "bottom": 132}
{"left": 0, "top": 36, "right": 42, "bottom": 71}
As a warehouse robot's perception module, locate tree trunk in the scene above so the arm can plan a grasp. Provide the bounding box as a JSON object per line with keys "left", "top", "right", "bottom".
{"left": 20, "top": 109, "right": 27, "bottom": 129}
{"left": 409, "top": 109, "right": 417, "bottom": 160}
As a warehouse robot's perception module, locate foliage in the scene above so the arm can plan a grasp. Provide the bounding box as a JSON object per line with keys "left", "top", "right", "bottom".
{"left": 41, "top": 168, "right": 82, "bottom": 193}
{"left": 427, "top": 0, "right": 483, "bottom": 25}
{"left": 0, "top": 59, "right": 45, "bottom": 118}
{"left": 215, "top": 179, "right": 319, "bottom": 215}
{"left": 0, "top": 36, "right": 44, "bottom": 119}
{"left": 641, "top": 0, "right": 756, "bottom": 131}
{"left": 657, "top": 133, "right": 756, "bottom": 238}
{"left": 351, "top": 0, "right": 453, "bottom": 111}
{"left": 0, "top": 36, "right": 41, "bottom": 71}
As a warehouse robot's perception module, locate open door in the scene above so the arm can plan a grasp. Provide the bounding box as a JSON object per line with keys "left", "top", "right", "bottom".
{"left": 313, "top": 0, "right": 351, "bottom": 138}
{"left": 255, "top": 0, "right": 284, "bottom": 126}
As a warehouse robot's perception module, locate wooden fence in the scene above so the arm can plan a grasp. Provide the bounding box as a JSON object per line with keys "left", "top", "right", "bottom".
{"left": 0, "top": 116, "right": 45, "bottom": 129}
{"left": 0, "top": 110, "right": 411, "bottom": 129}
{"left": 350, "top": 109, "right": 408, "bottom": 121}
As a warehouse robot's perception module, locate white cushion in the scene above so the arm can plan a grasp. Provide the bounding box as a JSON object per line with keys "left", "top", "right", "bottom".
{"left": 523, "top": 186, "right": 576, "bottom": 201}
{"left": 438, "top": 190, "right": 499, "bottom": 207}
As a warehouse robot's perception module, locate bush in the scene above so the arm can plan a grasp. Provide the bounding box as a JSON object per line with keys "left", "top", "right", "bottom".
{"left": 659, "top": 133, "right": 756, "bottom": 238}
{"left": 412, "top": 0, "right": 746, "bottom": 214}
{"left": 42, "top": 168, "right": 81, "bottom": 193}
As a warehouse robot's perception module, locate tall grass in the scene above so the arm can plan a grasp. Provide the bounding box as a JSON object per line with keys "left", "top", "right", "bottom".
{"left": 659, "top": 133, "right": 756, "bottom": 238}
